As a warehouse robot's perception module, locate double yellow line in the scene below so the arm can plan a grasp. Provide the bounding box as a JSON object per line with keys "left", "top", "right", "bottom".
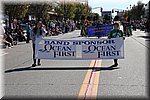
{"left": 78, "top": 60, "right": 102, "bottom": 100}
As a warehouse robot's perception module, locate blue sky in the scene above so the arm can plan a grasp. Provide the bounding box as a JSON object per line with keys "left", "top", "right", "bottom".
{"left": 88, "top": 0, "right": 149, "bottom": 11}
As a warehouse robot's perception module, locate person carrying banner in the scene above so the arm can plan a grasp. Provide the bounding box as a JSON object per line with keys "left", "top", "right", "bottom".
{"left": 30, "top": 21, "right": 46, "bottom": 67}
{"left": 108, "top": 23, "right": 124, "bottom": 67}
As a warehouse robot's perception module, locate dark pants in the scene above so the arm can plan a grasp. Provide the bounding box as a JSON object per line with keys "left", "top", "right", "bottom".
{"left": 114, "top": 59, "right": 118, "bottom": 64}
{"left": 26, "top": 32, "right": 30, "bottom": 43}
{"left": 32, "top": 43, "right": 40, "bottom": 64}
{"left": 4, "top": 41, "right": 11, "bottom": 47}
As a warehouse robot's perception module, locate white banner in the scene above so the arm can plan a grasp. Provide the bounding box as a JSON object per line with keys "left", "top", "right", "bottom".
{"left": 35, "top": 37, "right": 124, "bottom": 60}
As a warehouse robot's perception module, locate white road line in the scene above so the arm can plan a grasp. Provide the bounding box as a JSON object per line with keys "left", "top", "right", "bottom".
{"left": 0, "top": 52, "right": 8, "bottom": 56}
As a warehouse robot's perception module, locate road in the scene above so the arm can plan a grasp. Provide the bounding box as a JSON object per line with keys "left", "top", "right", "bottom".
{"left": 2, "top": 29, "right": 149, "bottom": 100}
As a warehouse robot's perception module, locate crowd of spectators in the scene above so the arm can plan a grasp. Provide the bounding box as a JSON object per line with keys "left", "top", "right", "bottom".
{"left": 0, "top": 18, "right": 77, "bottom": 49}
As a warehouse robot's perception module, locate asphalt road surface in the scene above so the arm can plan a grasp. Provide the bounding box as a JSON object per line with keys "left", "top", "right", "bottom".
{"left": 2, "top": 29, "right": 149, "bottom": 100}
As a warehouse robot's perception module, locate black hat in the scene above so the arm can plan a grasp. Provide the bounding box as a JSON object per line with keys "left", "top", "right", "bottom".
{"left": 114, "top": 15, "right": 119, "bottom": 21}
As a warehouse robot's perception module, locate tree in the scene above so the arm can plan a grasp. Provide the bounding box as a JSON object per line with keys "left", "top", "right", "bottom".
{"left": 55, "top": 3, "right": 76, "bottom": 20}
{"left": 74, "top": 3, "right": 86, "bottom": 21}
{"left": 3, "top": 3, "right": 29, "bottom": 19}
{"left": 65, "top": 3, "right": 76, "bottom": 20}
{"left": 54, "top": 2, "right": 92, "bottom": 21}
{"left": 54, "top": 3, "right": 64, "bottom": 19}
{"left": 3, "top": 3, "right": 53, "bottom": 26}
{"left": 3, "top": 3, "right": 30, "bottom": 28}
{"left": 92, "top": 13, "right": 99, "bottom": 21}
{"left": 127, "top": 1, "right": 145, "bottom": 20}
{"left": 74, "top": 3, "right": 92, "bottom": 21}
{"left": 27, "top": 3, "right": 53, "bottom": 22}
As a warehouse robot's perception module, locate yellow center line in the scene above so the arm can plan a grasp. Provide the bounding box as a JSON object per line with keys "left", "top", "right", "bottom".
{"left": 78, "top": 60, "right": 96, "bottom": 99}
{"left": 91, "top": 60, "right": 101, "bottom": 99}
{"left": 78, "top": 60, "right": 102, "bottom": 100}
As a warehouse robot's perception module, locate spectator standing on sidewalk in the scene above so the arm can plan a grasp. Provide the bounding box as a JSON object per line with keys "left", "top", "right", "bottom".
{"left": 30, "top": 21, "right": 46, "bottom": 67}
{"left": 0, "top": 24, "right": 11, "bottom": 48}
{"left": 146, "top": 19, "right": 150, "bottom": 33}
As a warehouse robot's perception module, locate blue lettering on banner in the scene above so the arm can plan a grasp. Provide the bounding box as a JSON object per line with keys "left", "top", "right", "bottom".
{"left": 97, "top": 51, "right": 121, "bottom": 58}
{"left": 87, "top": 45, "right": 116, "bottom": 52}
{"left": 44, "top": 44, "right": 72, "bottom": 51}
{"left": 72, "top": 39, "right": 115, "bottom": 45}
{"left": 54, "top": 51, "right": 75, "bottom": 58}
{"left": 36, "top": 38, "right": 124, "bottom": 59}
{"left": 87, "top": 24, "right": 113, "bottom": 37}
{"left": 44, "top": 40, "right": 70, "bottom": 45}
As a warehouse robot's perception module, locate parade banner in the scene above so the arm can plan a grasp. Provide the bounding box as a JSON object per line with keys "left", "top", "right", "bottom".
{"left": 87, "top": 24, "right": 113, "bottom": 37}
{"left": 35, "top": 37, "right": 124, "bottom": 60}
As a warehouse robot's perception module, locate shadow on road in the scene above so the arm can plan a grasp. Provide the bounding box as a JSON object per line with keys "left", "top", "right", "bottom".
{"left": 5, "top": 65, "right": 119, "bottom": 73}
{"left": 17, "top": 42, "right": 30, "bottom": 45}
{"left": 94, "top": 66, "right": 119, "bottom": 71}
{"left": 145, "top": 39, "right": 150, "bottom": 41}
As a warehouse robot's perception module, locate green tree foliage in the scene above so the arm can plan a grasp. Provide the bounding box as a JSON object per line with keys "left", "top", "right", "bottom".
{"left": 74, "top": 3, "right": 92, "bottom": 21}
{"left": 89, "top": 13, "right": 100, "bottom": 21}
{"left": 3, "top": 3, "right": 53, "bottom": 22}
{"left": 28, "top": 3, "right": 53, "bottom": 22}
{"left": 126, "top": 1, "right": 145, "bottom": 20}
{"left": 54, "top": 3, "right": 64, "bottom": 18}
{"left": 55, "top": 2, "right": 92, "bottom": 20}
{"left": 74, "top": 3, "right": 85, "bottom": 21}
{"left": 3, "top": 2, "right": 96, "bottom": 22}
{"left": 55, "top": 3, "right": 76, "bottom": 20}
{"left": 3, "top": 3, "right": 29, "bottom": 19}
